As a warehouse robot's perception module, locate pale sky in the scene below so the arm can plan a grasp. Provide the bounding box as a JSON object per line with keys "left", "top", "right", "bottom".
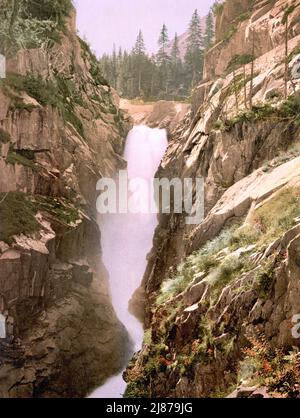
{"left": 74, "top": 0, "right": 215, "bottom": 57}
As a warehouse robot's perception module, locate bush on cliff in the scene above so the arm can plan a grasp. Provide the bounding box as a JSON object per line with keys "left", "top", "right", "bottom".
{"left": 0, "top": 192, "right": 80, "bottom": 244}
{"left": 0, "top": 192, "right": 39, "bottom": 245}
{"left": 0, "top": 0, "right": 73, "bottom": 55}
{"left": 2, "top": 73, "right": 85, "bottom": 137}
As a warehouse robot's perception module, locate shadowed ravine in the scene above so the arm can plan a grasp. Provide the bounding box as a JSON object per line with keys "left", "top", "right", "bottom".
{"left": 89, "top": 125, "right": 168, "bottom": 398}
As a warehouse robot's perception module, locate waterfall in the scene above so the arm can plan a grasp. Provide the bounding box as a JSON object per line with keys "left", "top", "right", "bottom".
{"left": 90, "top": 125, "right": 168, "bottom": 398}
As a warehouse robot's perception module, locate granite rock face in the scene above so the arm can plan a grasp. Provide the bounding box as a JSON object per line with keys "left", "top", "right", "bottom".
{"left": 125, "top": 0, "right": 300, "bottom": 398}
{"left": 0, "top": 6, "right": 131, "bottom": 397}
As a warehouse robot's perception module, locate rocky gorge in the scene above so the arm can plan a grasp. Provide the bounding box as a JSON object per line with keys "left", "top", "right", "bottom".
{"left": 1, "top": 0, "right": 300, "bottom": 400}
{"left": 124, "top": 0, "right": 300, "bottom": 399}
{"left": 0, "top": 1, "right": 132, "bottom": 397}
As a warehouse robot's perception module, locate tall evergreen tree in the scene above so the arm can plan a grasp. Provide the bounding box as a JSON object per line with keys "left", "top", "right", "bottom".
{"left": 111, "top": 44, "right": 118, "bottom": 89}
{"left": 133, "top": 29, "right": 146, "bottom": 55}
{"left": 132, "top": 30, "right": 147, "bottom": 95}
{"left": 170, "top": 33, "right": 182, "bottom": 92}
{"left": 157, "top": 23, "right": 169, "bottom": 64}
{"left": 157, "top": 24, "right": 170, "bottom": 94}
{"left": 171, "top": 32, "right": 180, "bottom": 62}
{"left": 185, "top": 9, "right": 204, "bottom": 88}
{"left": 204, "top": 10, "right": 214, "bottom": 49}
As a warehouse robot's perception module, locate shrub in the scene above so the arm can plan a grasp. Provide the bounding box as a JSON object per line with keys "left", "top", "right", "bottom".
{"left": 156, "top": 227, "right": 235, "bottom": 305}
{"left": 25, "top": 0, "right": 72, "bottom": 31}
{"left": 6, "top": 150, "right": 36, "bottom": 169}
{"left": 251, "top": 187, "right": 300, "bottom": 243}
{"left": 240, "top": 337, "right": 300, "bottom": 397}
{"left": 35, "top": 195, "right": 80, "bottom": 225}
{"left": 255, "top": 257, "right": 275, "bottom": 298}
{"left": 3, "top": 74, "right": 86, "bottom": 137}
{"left": 210, "top": 255, "right": 247, "bottom": 301}
{"left": 0, "top": 192, "right": 39, "bottom": 244}
{"left": 289, "top": 42, "right": 300, "bottom": 61}
{"left": 225, "top": 92, "right": 300, "bottom": 129}
{"left": 0, "top": 0, "right": 73, "bottom": 55}
{"left": 229, "top": 225, "right": 261, "bottom": 249}
{"left": 0, "top": 192, "right": 80, "bottom": 244}
{"left": 278, "top": 92, "right": 300, "bottom": 123}
{"left": 0, "top": 128, "right": 11, "bottom": 144}
{"left": 226, "top": 54, "right": 254, "bottom": 74}
{"left": 213, "top": 2, "right": 224, "bottom": 17}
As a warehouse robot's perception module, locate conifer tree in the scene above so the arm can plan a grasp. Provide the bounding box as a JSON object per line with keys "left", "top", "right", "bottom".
{"left": 157, "top": 23, "right": 169, "bottom": 65}
{"left": 204, "top": 10, "right": 214, "bottom": 49}
{"left": 132, "top": 30, "right": 146, "bottom": 94}
{"left": 157, "top": 23, "right": 170, "bottom": 94}
{"left": 170, "top": 33, "right": 182, "bottom": 91}
{"left": 185, "top": 9, "right": 204, "bottom": 88}
{"left": 111, "top": 44, "right": 118, "bottom": 89}
{"left": 171, "top": 32, "right": 180, "bottom": 62}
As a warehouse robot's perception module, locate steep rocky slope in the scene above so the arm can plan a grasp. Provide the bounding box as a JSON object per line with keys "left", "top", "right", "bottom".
{"left": 0, "top": 2, "right": 131, "bottom": 397}
{"left": 125, "top": 0, "right": 300, "bottom": 398}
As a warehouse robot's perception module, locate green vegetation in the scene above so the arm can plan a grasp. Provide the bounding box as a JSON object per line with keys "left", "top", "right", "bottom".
{"left": 1, "top": 73, "right": 85, "bottom": 137}
{"left": 0, "top": 192, "right": 40, "bottom": 244}
{"left": 216, "top": 3, "right": 255, "bottom": 46}
{"left": 214, "top": 92, "right": 300, "bottom": 131}
{"left": 250, "top": 187, "right": 300, "bottom": 243}
{"left": 282, "top": 3, "right": 297, "bottom": 25}
{"left": 289, "top": 42, "right": 300, "bottom": 61}
{"left": 226, "top": 54, "right": 254, "bottom": 74}
{"left": 218, "top": 26, "right": 237, "bottom": 46}
{"left": 240, "top": 337, "right": 300, "bottom": 397}
{"left": 99, "top": 7, "right": 216, "bottom": 100}
{"left": 156, "top": 228, "right": 235, "bottom": 305}
{"left": 262, "top": 143, "right": 300, "bottom": 172}
{"left": 0, "top": 191, "right": 80, "bottom": 244}
{"left": 36, "top": 195, "right": 80, "bottom": 225}
{"left": 236, "top": 12, "right": 251, "bottom": 23}
{"left": 157, "top": 185, "right": 300, "bottom": 306}
{"left": 128, "top": 185, "right": 300, "bottom": 396}
{"left": 6, "top": 150, "right": 36, "bottom": 169}
{"left": 255, "top": 257, "right": 276, "bottom": 299}
{"left": 212, "top": 2, "right": 224, "bottom": 17}
{"left": 0, "top": 0, "right": 73, "bottom": 55}
{"left": 0, "top": 128, "right": 11, "bottom": 144}
{"left": 209, "top": 255, "right": 249, "bottom": 302}
{"left": 225, "top": 71, "right": 259, "bottom": 98}
{"left": 77, "top": 37, "right": 109, "bottom": 87}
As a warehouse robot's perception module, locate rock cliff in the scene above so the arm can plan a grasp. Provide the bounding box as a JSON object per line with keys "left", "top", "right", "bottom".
{"left": 125, "top": 0, "right": 300, "bottom": 398}
{"left": 0, "top": 3, "right": 131, "bottom": 397}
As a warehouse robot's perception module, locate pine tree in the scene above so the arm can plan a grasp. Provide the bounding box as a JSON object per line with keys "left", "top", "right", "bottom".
{"left": 185, "top": 9, "right": 204, "bottom": 88}
{"left": 111, "top": 44, "right": 118, "bottom": 89}
{"left": 157, "top": 23, "right": 169, "bottom": 64}
{"left": 132, "top": 30, "right": 147, "bottom": 95}
{"left": 171, "top": 32, "right": 180, "bottom": 62}
{"left": 204, "top": 10, "right": 214, "bottom": 49}
{"left": 157, "top": 24, "right": 170, "bottom": 94}
{"left": 170, "top": 33, "right": 182, "bottom": 94}
{"left": 133, "top": 29, "right": 146, "bottom": 56}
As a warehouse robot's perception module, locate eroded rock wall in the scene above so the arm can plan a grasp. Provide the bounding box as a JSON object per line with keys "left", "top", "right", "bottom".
{"left": 0, "top": 6, "right": 131, "bottom": 397}
{"left": 125, "top": 0, "right": 300, "bottom": 398}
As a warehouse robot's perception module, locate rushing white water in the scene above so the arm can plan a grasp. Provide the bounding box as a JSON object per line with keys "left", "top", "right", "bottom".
{"left": 90, "top": 125, "right": 168, "bottom": 398}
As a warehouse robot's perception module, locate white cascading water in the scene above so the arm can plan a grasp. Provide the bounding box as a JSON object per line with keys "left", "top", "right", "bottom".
{"left": 90, "top": 125, "right": 168, "bottom": 398}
